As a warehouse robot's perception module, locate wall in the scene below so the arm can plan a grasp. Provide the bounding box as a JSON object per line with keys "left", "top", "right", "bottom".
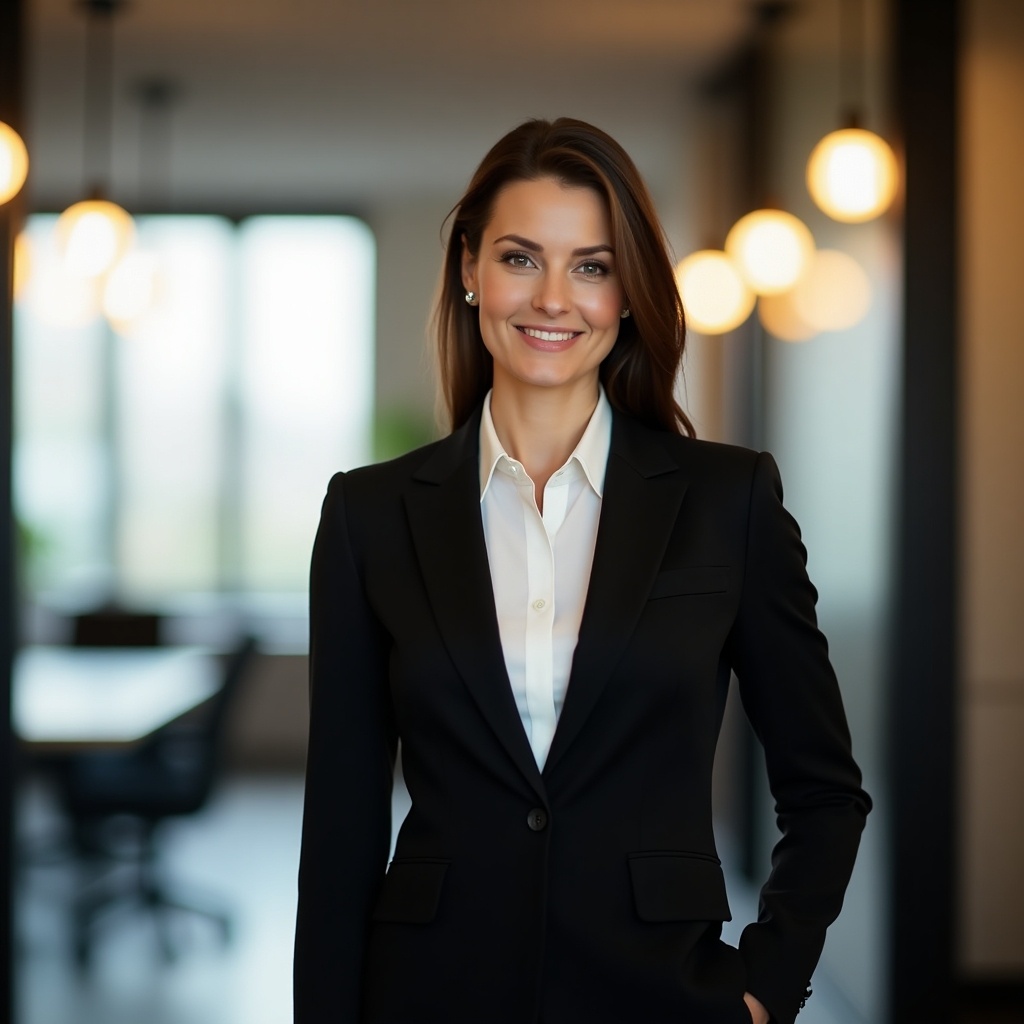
{"left": 757, "top": 2, "right": 899, "bottom": 1019}
{"left": 228, "top": 653, "right": 309, "bottom": 770}
{"left": 959, "top": 0, "right": 1024, "bottom": 977}
{"left": 369, "top": 196, "right": 451, "bottom": 432}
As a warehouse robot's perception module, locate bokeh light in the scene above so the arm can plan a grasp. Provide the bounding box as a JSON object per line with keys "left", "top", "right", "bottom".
{"left": 793, "top": 248, "right": 872, "bottom": 331}
{"left": 55, "top": 199, "right": 136, "bottom": 279}
{"left": 23, "top": 258, "right": 102, "bottom": 329}
{"left": 758, "top": 290, "right": 816, "bottom": 343}
{"left": 675, "top": 250, "right": 755, "bottom": 334}
{"left": 806, "top": 128, "right": 898, "bottom": 223}
{"left": 103, "top": 250, "right": 162, "bottom": 335}
{"left": 13, "top": 231, "right": 32, "bottom": 301}
{"left": 725, "top": 210, "right": 815, "bottom": 295}
{"left": 0, "top": 121, "right": 29, "bottom": 205}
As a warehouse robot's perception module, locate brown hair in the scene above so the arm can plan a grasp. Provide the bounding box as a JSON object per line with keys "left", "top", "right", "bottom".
{"left": 434, "top": 117, "right": 693, "bottom": 437}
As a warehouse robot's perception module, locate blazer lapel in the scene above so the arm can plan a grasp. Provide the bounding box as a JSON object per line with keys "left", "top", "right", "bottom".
{"left": 403, "top": 412, "right": 545, "bottom": 797}
{"left": 544, "top": 413, "right": 689, "bottom": 775}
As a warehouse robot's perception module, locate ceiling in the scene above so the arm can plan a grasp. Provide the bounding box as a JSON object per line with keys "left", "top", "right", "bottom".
{"left": 25, "top": 0, "right": 760, "bottom": 211}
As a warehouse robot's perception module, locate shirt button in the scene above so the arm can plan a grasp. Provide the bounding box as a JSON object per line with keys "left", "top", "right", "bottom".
{"left": 532, "top": 598, "right": 546, "bottom": 611}
{"left": 526, "top": 808, "right": 548, "bottom": 832}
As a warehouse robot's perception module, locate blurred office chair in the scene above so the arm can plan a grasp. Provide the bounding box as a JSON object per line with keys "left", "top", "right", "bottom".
{"left": 18, "top": 606, "right": 165, "bottom": 864}
{"left": 58, "top": 634, "right": 258, "bottom": 967}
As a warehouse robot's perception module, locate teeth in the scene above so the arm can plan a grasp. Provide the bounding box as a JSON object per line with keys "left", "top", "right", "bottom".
{"left": 522, "top": 328, "right": 577, "bottom": 342}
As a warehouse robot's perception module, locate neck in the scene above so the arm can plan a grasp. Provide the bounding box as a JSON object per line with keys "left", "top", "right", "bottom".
{"left": 488, "top": 377, "right": 600, "bottom": 494}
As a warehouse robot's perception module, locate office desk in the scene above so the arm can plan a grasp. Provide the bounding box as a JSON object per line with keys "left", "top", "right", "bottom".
{"left": 13, "top": 646, "right": 220, "bottom": 752}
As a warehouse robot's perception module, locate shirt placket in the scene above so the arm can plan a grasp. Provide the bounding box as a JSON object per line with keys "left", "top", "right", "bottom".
{"left": 519, "top": 472, "right": 568, "bottom": 768}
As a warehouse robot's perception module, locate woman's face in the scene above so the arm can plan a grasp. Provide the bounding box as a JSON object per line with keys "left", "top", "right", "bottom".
{"left": 462, "top": 176, "right": 625, "bottom": 400}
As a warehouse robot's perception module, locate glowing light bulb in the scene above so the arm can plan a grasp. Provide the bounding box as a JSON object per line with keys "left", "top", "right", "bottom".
{"left": 0, "top": 122, "right": 29, "bottom": 205}
{"left": 725, "top": 210, "right": 815, "bottom": 295}
{"left": 807, "top": 128, "right": 898, "bottom": 223}
{"left": 13, "top": 232, "right": 32, "bottom": 301}
{"left": 793, "top": 249, "right": 872, "bottom": 331}
{"left": 758, "top": 291, "right": 816, "bottom": 343}
{"left": 103, "top": 250, "right": 161, "bottom": 334}
{"left": 675, "top": 250, "right": 755, "bottom": 335}
{"left": 55, "top": 199, "right": 136, "bottom": 278}
{"left": 24, "top": 259, "right": 102, "bottom": 329}
{"left": 758, "top": 249, "right": 873, "bottom": 342}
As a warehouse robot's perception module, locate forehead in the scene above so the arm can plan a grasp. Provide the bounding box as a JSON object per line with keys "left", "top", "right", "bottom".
{"left": 485, "top": 177, "right": 613, "bottom": 243}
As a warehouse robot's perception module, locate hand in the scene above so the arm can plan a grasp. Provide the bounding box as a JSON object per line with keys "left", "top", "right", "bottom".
{"left": 743, "top": 991, "right": 770, "bottom": 1024}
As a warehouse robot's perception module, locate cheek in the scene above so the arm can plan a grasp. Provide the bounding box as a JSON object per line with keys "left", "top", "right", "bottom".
{"left": 580, "top": 290, "right": 624, "bottom": 329}
{"left": 478, "top": 272, "right": 525, "bottom": 318}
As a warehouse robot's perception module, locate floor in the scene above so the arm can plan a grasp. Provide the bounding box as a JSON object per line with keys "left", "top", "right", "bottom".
{"left": 15, "top": 774, "right": 305, "bottom": 1024}
{"left": 15, "top": 773, "right": 1008, "bottom": 1024}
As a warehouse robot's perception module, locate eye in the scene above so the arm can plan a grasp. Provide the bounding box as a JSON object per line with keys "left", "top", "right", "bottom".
{"left": 500, "top": 250, "right": 536, "bottom": 269}
{"left": 577, "top": 260, "right": 609, "bottom": 278}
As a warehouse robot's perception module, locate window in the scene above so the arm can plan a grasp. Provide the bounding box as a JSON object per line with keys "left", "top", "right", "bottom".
{"left": 15, "top": 213, "right": 375, "bottom": 610}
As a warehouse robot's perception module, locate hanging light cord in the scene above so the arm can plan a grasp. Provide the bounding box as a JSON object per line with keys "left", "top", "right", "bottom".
{"left": 839, "top": 0, "right": 865, "bottom": 128}
{"left": 81, "top": 0, "right": 124, "bottom": 198}
{"left": 136, "top": 78, "right": 178, "bottom": 208}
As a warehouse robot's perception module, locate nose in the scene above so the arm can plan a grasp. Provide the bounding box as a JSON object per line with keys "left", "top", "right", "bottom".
{"left": 533, "top": 273, "right": 571, "bottom": 317}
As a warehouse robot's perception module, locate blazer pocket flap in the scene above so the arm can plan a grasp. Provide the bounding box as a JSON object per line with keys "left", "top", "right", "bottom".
{"left": 648, "top": 566, "right": 729, "bottom": 599}
{"left": 628, "top": 853, "right": 732, "bottom": 923}
{"left": 372, "top": 858, "right": 449, "bottom": 924}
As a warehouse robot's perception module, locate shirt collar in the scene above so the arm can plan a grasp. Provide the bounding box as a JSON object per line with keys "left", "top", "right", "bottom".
{"left": 479, "top": 387, "right": 612, "bottom": 501}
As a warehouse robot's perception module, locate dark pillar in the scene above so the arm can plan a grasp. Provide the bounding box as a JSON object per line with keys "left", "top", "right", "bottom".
{"left": 889, "top": 0, "right": 959, "bottom": 1019}
{"left": 0, "top": 0, "right": 26, "bottom": 1019}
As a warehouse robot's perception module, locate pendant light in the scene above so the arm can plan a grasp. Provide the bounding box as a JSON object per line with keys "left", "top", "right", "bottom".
{"left": 13, "top": 231, "right": 32, "bottom": 301}
{"left": 791, "top": 248, "right": 872, "bottom": 331}
{"left": 674, "top": 84, "right": 754, "bottom": 335}
{"left": 0, "top": 121, "right": 29, "bottom": 205}
{"left": 758, "top": 248, "right": 872, "bottom": 342}
{"left": 722, "top": 3, "right": 815, "bottom": 299}
{"left": 725, "top": 208, "right": 815, "bottom": 296}
{"left": 103, "top": 78, "right": 178, "bottom": 335}
{"left": 56, "top": 0, "right": 135, "bottom": 279}
{"left": 758, "top": 289, "right": 816, "bottom": 343}
{"left": 806, "top": 0, "right": 898, "bottom": 222}
{"left": 676, "top": 250, "right": 755, "bottom": 335}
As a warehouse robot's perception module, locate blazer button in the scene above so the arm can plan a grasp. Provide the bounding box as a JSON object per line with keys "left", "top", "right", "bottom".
{"left": 526, "top": 808, "right": 548, "bottom": 832}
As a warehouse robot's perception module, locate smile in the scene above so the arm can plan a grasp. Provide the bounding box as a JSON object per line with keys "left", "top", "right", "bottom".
{"left": 518, "top": 327, "right": 581, "bottom": 342}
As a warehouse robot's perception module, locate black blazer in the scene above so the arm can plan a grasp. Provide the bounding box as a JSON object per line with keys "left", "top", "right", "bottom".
{"left": 294, "top": 407, "right": 871, "bottom": 1024}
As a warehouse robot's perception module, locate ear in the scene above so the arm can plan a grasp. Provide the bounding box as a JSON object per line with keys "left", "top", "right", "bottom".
{"left": 460, "top": 233, "right": 479, "bottom": 295}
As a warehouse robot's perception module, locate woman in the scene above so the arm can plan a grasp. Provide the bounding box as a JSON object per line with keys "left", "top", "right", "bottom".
{"left": 294, "top": 117, "right": 870, "bottom": 1024}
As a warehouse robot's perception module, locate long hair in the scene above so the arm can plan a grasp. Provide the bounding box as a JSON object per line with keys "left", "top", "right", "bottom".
{"left": 434, "top": 117, "right": 694, "bottom": 437}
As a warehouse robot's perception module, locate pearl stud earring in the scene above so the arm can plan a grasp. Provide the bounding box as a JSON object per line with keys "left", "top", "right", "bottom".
{"left": 465, "top": 291, "right": 478, "bottom": 306}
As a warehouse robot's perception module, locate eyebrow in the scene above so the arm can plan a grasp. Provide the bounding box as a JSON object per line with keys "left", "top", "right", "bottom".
{"left": 491, "top": 234, "right": 614, "bottom": 257}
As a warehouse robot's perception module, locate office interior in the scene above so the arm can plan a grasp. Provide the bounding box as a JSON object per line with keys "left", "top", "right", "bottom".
{"left": 0, "top": 0, "right": 1021, "bottom": 1022}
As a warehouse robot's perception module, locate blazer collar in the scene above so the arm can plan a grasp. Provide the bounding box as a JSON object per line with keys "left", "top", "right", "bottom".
{"left": 405, "top": 407, "right": 547, "bottom": 797}
{"left": 412, "top": 408, "right": 481, "bottom": 485}
{"left": 411, "top": 400, "right": 676, "bottom": 483}
{"left": 404, "top": 405, "right": 690, "bottom": 790}
{"left": 544, "top": 412, "right": 689, "bottom": 775}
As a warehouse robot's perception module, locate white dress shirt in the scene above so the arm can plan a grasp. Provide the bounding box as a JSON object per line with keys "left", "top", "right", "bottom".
{"left": 479, "top": 388, "right": 612, "bottom": 769}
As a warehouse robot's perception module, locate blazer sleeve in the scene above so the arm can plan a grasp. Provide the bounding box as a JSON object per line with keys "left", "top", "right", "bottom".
{"left": 726, "top": 452, "right": 872, "bottom": 1024}
{"left": 294, "top": 472, "right": 398, "bottom": 1024}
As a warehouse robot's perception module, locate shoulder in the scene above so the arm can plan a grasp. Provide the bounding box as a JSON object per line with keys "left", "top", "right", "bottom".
{"left": 319, "top": 443, "right": 442, "bottom": 523}
{"left": 322, "top": 415, "right": 478, "bottom": 507}
{"left": 668, "top": 433, "right": 762, "bottom": 475}
{"left": 611, "top": 410, "right": 768, "bottom": 482}
{"left": 609, "top": 413, "right": 786, "bottom": 525}
{"left": 333, "top": 436, "right": 450, "bottom": 490}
